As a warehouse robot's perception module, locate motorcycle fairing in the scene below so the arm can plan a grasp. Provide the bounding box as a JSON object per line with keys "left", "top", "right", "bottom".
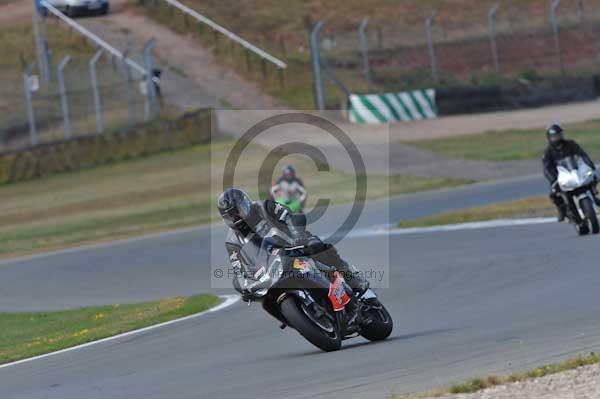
{"left": 328, "top": 272, "right": 352, "bottom": 312}
{"left": 557, "top": 156, "right": 595, "bottom": 192}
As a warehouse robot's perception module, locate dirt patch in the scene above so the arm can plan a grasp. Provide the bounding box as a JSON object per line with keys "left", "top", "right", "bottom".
{"left": 368, "top": 25, "right": 600, "bottom": 80}
{"left": 79, "top": 8, "right": 280, "bottom": 110}
{"left": 0, "top": 1, "right": 31, "bottom": 25}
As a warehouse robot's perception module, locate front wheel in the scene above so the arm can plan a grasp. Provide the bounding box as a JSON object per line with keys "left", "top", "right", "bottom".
{"left": 359, "top": 299, "right": 393, "bottom": 341}
{"left": 581, "top": 197, "right": 599, "bottom": 234}
{"left": 280, "top": 296, "right": 341, "bottom": 352}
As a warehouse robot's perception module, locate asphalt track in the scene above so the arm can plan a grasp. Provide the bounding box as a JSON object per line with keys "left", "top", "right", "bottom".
{"left": 4, "top": 174, "right": 600, "bottom": 398}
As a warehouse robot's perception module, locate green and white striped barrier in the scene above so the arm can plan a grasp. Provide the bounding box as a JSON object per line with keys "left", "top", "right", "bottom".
{"left": 348, "top": 89, "right": 437, "bottom": 124}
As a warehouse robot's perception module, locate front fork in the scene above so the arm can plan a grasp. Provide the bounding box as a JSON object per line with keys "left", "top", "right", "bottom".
{"left": 573, "top": 191, "right": 597, "bottom": 220}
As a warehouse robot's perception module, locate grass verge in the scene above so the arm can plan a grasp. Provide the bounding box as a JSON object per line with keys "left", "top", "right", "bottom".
{"left": 396, "top": 196, "right": 553, "bottom": 228}
{"left": 0, "top": 294, "right": 221, "bottom": 365}
{"left": 0, "top": 139, "right": 470, "bottom": 258}
{"left": 392, "top": 352, "right": 600, "bottom": 398}
{"left": 403, "top": 119, "right": 600, "bottom": 162}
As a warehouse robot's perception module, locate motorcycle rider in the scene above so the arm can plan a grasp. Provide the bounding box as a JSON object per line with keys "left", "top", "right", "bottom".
{"left": 217, "top": 188, "right": 369, "bottom": 302}
{"left": 543, "top": 123, "right": 599, "bottom": 221}
{"left": 270, "top": 165, "right": 307, "bottom": 208}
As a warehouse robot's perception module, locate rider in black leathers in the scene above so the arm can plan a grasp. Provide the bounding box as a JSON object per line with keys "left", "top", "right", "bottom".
{"left": 543, "top": 124, "right": 599, "bottom": 221}
{"left": 217, "top": 188, "right": 369, "bottom": 302}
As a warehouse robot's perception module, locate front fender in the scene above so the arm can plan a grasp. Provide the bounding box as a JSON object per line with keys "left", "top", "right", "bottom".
{"left": 276, "top": 290, "right": 315, "bottom": 308}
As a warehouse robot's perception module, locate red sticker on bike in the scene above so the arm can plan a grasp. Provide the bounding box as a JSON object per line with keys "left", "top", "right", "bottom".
{"left": 328, "top": 272, "right": 351, "bottom": 311}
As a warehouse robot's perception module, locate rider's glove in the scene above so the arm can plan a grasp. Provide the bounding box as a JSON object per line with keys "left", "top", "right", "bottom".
{"left": 304, "top": 236, "right": 328, "bottom": 256}
{"left": 290, "top": 236, "right": 307, "bottom": 247}
{"left": 552, "top": 180, "right": 561, "bottom": 193}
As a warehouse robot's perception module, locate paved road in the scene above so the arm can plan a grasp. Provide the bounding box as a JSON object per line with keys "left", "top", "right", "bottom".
{"left": 0, "top": 175, "right": 546, "bottom": 312}
{"left": 3, "top": 197, "right": 600, "bottom": 398}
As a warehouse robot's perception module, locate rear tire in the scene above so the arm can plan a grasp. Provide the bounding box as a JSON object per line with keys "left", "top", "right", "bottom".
{"left": 581, "top": 197, "right": 599, "bottom": 234}
{"left": 359, "top": 299, "right": 393, "bottom": 341}
{"left": 280, "top": 296, "right": 341, "bottom": 352}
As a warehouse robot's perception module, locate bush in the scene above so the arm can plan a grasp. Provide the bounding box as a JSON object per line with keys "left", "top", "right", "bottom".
{"left": 0, "top": 109, "right": 213, "bottom": 185}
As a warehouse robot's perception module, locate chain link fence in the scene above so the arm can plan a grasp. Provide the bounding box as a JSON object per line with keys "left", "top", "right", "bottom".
{"left": 2, "top": 55, "right": 152, "bottom": 152}
{"left": 311, "top": 0, "right": 600, "bottom": 110}
{"left": 1, "top": 10, "right": 161, "bottom": 153}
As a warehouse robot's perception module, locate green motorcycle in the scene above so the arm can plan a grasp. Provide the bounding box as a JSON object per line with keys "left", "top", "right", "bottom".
{"left": 274, "top": 197, "right": 303, "bottom": 213}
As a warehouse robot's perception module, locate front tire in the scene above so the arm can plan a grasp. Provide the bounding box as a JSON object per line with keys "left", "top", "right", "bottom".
{"left": 359, "top": 299, "right": 393, "bottom": 341}
{"left": 581, "top": 197, "right": 599, "bottom": 234}
{"left": 280, "top": 296, "right": 341, "bottom": 352}
{"left": 575, "top": 222, "right": 589, "bottom": 236}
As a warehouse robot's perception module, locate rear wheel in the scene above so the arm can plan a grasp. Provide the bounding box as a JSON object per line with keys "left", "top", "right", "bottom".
{"left": 280, "top": 296, "right": 341, "bottom": 352}
{"left": 581, "top": 197, "right": 599, "bottom": 234}
{"left": 359, "top": 299, "right": 393, "bottom": 341}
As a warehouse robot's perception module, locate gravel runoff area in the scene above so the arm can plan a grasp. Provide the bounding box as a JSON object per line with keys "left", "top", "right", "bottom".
{"left": 427, "top": 364, "right": 600, "bottom": 399}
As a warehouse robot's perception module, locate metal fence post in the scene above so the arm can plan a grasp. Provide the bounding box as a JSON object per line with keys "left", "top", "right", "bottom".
{"left": 32, "top": 0, "right": 51, "bottom": 84}
{"left": 89, "top": 50, "right": 104, "bottom": 134}
{"left": 358, "top": 17, "right": 373, "bottom": 92}
{"left": 57, "top": 55, "right": 72, "bottom": 140}
{"left": 121, "top": 50, "right": 136, "bottom": 127}
{"left": 551, "top": 0, "right": 565, "bottom": 77}
{"left": 578, "top": 0, "right": 584, "bottom": 23}
{"left": 488, "top": 5, "right": 500, "bottom": 76}
{"left": 310, "top": 21, "right": 325, "bottom": 111}
{"left": 143, "top": 38, "right": 159, "bottom": 121}
{"left": 425, "top": 11, "right": 438, "bottom": 83}
{"left": 23, "top": 63, "right": 38, "bottom": 146}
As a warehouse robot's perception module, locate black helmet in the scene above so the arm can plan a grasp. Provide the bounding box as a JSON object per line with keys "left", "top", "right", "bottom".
{"left": 282, "top": 164, "right": 295, "bottom": 179}
{"left": 546, "top": 124, "right": 564, "bottom": 147}
{"left": 217, "top": 188, "right": 252, "bottom": 231}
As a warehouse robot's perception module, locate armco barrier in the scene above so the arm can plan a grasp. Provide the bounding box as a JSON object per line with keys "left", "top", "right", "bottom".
{"left": 0, "top": 109, "right": 212, "bottom": 185}
{"left": 348, "top": 89, "right": 437, "bottom": 124}
{"left": 437, "top": 76, "right": 600, "bottom": 115}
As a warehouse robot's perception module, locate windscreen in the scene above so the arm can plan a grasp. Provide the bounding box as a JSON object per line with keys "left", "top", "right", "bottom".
{"left": 238, "top": 235, "right": 284, "bottom": 285}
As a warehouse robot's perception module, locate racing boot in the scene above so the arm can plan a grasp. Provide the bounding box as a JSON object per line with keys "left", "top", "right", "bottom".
{"left": 338, "top": 262, "right": 370, "bottom": 297}
{"left": 550, "top": 192, "right": 566, "bottom": 222}
{"left": 592, "top": 186, "right": 600, "bottom": 206}
{"left": 557, "top": 204, "right": 566, "bottom": 222}
{"left": 311, "top": 243, "right": 370, "bottom": 296}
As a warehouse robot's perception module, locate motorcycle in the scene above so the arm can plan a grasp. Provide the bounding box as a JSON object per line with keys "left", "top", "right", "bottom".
{"left": 556, "top": 155, "right": 599, "bottom": 235}
{"left": 274, "top": 196, "right": 303, "bottom": 213}
{"left": 271, "top": 186, "right": 304, "bottom": 213}
{"left": 240, "top": 238, "right": 393, "bottom": 351}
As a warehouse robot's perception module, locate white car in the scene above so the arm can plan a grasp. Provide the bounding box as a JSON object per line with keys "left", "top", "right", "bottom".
{"left": 46, "top": 0, "right": 110, "bottom": 17}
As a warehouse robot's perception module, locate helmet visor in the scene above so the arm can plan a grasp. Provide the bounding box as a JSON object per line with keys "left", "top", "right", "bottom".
{"left": 548, "top": 132, "right": 564, "bottom": 145}
{"left": 222, "top": 196, "right": 251, "bottom": 229}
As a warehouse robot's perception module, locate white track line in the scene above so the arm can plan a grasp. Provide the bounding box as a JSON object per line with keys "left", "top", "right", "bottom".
{"left": 0, "top": 295, "right": 240, "bottom": 370}
{"left": 349, "top": 217, "right": 556, "bottom": 238}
